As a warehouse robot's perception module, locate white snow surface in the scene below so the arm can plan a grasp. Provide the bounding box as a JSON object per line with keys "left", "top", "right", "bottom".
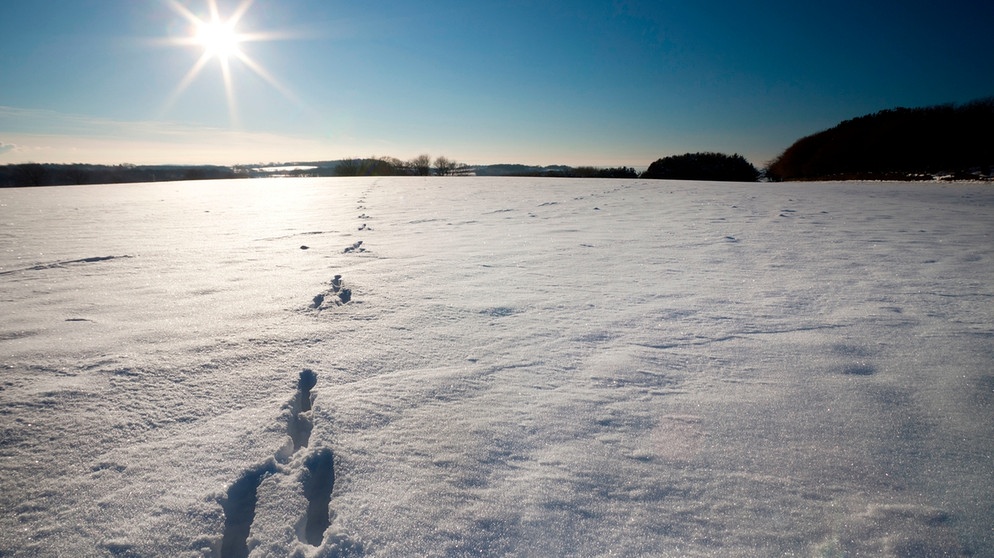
{"left": 1, "top": 177, "right": 992, "bottom": 557}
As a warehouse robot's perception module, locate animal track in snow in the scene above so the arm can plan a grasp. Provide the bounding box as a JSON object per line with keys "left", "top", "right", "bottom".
{"left": 218, "top": 370, "right": 351, "bottom": 555}
{"left": 352, "top": 185, "right": 378, "bottom": 241}
{"left": 309, "top": 274, "right": 354, "bottom": 312}
{"left": 288, "top": 369, "right": 317, "bottom": 452}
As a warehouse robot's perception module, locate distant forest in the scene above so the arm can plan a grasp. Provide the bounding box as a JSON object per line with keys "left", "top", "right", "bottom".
{"left": 2, "top": 97, "right": 992, "bottom": 186}
{"left": 0, "top": 156, "right": 639, "bottom": 187}
{"left": 0, "top": 163, "right": 244, "bottom": 188}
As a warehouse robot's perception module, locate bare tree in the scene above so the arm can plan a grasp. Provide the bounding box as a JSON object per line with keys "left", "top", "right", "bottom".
{"left": 433, "top": 156, "right": 457, "bottom": 176}
{"left": 410, "top": 154, "right": 432, "bottom": 176}
{"left": 381, "top": 156, "right": 408, "bottom": 175}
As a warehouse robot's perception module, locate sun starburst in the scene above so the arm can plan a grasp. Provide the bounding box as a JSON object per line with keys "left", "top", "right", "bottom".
{"left": 163, "top": 0, "right": 297, "bottom": 125}
{"left": 195, "top": 18, "right": 242, "bottom": 59}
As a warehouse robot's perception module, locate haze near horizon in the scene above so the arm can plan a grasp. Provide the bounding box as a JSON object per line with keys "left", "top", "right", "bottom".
{"left": 1, "top": 0, "right": 992, "bottom": 168}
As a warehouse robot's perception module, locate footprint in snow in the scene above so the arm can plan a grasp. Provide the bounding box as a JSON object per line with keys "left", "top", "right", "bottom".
{"left": 218, "top": 370, "right": 358, "bottom": 555}
{"left": 220, "top": 463, "right": 277, "bottom": 558}
{"left": 301, "top": 448, "right": 335, "bottom": 546}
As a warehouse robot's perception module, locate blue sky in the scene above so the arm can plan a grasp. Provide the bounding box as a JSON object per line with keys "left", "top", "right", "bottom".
{"left": 1, "top": 0, "right": 992, "bottom": 168}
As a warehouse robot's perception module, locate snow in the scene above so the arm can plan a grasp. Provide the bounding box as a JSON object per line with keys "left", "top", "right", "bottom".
{"left": 1, "top": 177, "right": 992, "bottom": 557}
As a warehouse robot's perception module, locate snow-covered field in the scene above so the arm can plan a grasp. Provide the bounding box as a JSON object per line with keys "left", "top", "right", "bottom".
{"left": 1, "top": 177, "right": 992, "bottom": 557}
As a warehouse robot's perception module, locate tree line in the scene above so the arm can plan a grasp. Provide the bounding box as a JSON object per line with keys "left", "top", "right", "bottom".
{"left": 0, "top": 156, "right": 643, "bottom": 186}
{"left": 331, "top": 154, "right": 471, "bottom": 176}
{"left": 0, "top": 163, "right": 244, "bottom": 187}
{"left": 4, "top": 96, "right": 991, "bottom": 186}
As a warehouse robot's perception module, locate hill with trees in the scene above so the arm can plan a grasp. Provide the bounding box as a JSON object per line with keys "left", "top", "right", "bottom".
{"left": 642, "top": 152, "right": 760, "bottom": 182}
{"left": 766, "top": 98, "right": 994, "bottom": 181}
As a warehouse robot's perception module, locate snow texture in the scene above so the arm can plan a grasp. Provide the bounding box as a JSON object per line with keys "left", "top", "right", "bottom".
{"left": 1, "top": 177, "right": 992, "bottom": 556}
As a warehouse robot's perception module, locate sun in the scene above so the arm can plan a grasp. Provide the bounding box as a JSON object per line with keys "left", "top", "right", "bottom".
{"left": 195, "top": 18, "right": 243, "bottom": 60}
{"left": 163, "top": 0, "right": 297, "bottom": 124}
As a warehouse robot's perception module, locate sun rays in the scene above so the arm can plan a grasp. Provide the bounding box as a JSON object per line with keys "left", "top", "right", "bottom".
{"left": 164, "top": 0, "right": 298, "bottom": 125}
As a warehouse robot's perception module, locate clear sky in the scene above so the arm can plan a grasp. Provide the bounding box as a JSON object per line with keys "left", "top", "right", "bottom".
{"left": 1, "top": 0, "right": 992, "bottom": 169}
